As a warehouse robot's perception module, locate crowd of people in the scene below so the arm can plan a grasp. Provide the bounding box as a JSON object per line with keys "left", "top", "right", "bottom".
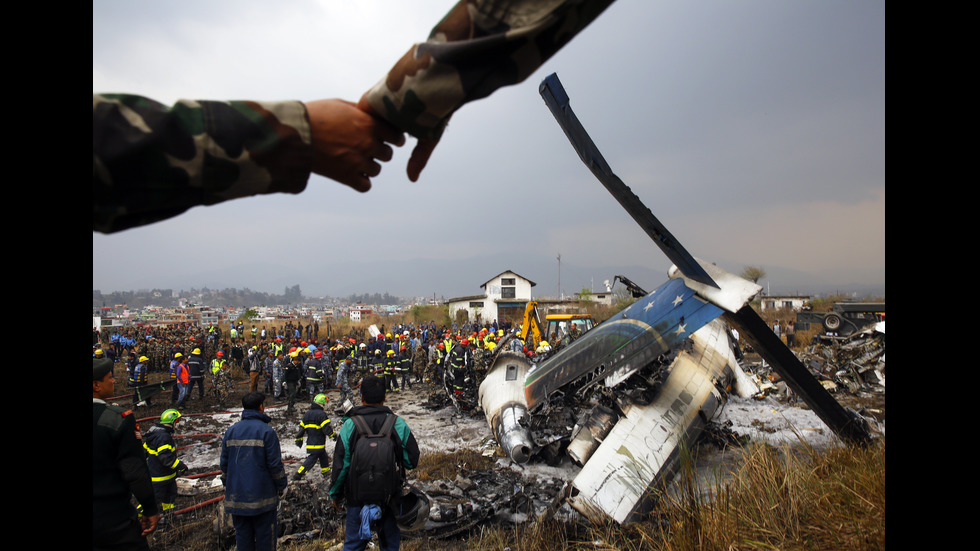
{"left": 93, "top": 317, "right": 555, "bottom": 416}
{"left": 93, "top": 317, "right": 557, "bottom": 550}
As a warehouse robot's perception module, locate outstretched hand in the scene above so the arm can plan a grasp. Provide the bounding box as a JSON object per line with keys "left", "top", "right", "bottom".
{"left": 305, "top": 99, "right": 406, "bottom": 192}
{"left": 357, "top": 94, "right": 439, "bottom": 182}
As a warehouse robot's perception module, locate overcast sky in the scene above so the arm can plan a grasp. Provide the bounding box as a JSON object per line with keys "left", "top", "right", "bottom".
{"left": 93, "top": 0, "right": 885, "bottom": 299}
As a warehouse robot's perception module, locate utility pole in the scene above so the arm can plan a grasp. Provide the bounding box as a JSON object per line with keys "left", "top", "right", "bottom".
{"left": 557, "top": 253, "right": 562, "bottom": 300}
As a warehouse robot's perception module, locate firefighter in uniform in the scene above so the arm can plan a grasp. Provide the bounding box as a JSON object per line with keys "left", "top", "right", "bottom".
{"left": 140, "top": 409, "right": 188, "bottom": 522}
{"left": 433, "top": 343, "right": 446, "bottom": 383}
{"left": 398, "top": 346, "right": 412, "bottom": 389}
{"left": 446, "top": 339, "right": 474, "bottom": 411}
{"left": 305, "top": 350, "right": 325, "bottom": 397}
{"left": 370, "top": 348, "right": 384, "bottom": 377}
{"left": 293, "top": 393, "right": 336, "bottom": 480}
{"left": 383, "top": 349, "right": 400, "bottom": 392}
{"left": 187, "top": 348, "right": 207, "bottom": 401}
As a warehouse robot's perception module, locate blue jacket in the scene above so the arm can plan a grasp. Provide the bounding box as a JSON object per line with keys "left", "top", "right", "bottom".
{"left": 220, "top": 409, "right": 287, "bottom": 516}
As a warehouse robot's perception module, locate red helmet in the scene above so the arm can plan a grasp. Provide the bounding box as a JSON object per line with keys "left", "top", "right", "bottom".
{"left": 461, "top": 339, "right": 469, "bottom": 346}
{"left": 314, "top": 351, "right": 323, "bottom": 359}
{"left": 216, "top": 351, "right": 224, "bottom": 357}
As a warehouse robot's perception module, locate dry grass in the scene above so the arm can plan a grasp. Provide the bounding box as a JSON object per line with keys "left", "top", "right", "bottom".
{"left": 414, "top": 438, "right": 885, "bottom": 551}
{"left": 154, "top": 435, "right": 884, "bottom": 551}
{"left": 413, "top": 448, "right": 496, "bottom": 481}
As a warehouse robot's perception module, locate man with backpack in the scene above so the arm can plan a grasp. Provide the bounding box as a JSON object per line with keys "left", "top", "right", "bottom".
{"left": 328, "top": 375, "right": 420, "bottom": 551}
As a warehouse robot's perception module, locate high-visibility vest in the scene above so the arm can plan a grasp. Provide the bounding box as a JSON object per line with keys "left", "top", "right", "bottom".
{"left": 211, "top": 359, "right": 226, "bottom": 375}
{"left": 176, "top": 363, "right": 190, "bottom": 384}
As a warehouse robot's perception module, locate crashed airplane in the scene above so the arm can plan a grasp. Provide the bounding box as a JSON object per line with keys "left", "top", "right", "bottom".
{"left": 478, "top": 73, "right": 873, "bottom": 525}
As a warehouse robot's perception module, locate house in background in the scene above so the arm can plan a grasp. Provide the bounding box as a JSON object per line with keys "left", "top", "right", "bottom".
{"left": 759, "top": 294, "right": 811, "bottom": 312}
{"left": 447, "top": 270, "right": 536, "bottom": 326}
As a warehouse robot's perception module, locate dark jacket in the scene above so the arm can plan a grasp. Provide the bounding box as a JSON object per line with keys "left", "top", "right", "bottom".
{"left": 187, "top": 354, "right": 206, "bottom": 378}
{"left": 220, "top": 409, "right": 287, "bottom": 516}
{"left": 143, "top": 423, "right": 186, "bottom": 483}
{"left": 93, "top": 400, "right": 158, "bottom": 529}
{"left": 295, "top": 403, "right": 334, "bottom": 450}
{"left": 328, "top": 405, "right": 420, "bottom": 505}
{"left": 284, "top": 359, "right": 302, "bottom": 382}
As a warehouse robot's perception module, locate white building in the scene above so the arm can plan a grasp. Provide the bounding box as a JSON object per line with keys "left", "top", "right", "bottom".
{"left": 446, "top": 270, "right": 536, "bottom": 326}
{"left": 759, "top": 295, "right": 810, "bottom": 311}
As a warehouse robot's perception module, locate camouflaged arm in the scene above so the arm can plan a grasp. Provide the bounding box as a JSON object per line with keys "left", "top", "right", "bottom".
{"left": 362, "top": 0, "right": 616, "bottom": 141}
{"left": 93, "top": 94, "right": 313, "bottom": 233}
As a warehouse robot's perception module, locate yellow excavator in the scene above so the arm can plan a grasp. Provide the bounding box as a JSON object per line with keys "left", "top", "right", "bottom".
{"left": 519, "top": 301, "right": 595, "bottom": 352}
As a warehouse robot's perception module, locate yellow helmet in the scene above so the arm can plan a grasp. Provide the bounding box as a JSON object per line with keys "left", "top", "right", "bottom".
{"left": 174, "top": 352, "right": 183, "bottom": 358}
{"left": 192, "top": 348, "right": 201, "bottom": 355}
{"left": 139, "top": 356, "right": 149, "bottom": 363}
{"left": 387, "top": 350, "right": 395, "bottom": 356}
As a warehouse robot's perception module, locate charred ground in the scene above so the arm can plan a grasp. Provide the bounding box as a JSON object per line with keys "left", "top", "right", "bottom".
{"left": 108, "top": 343, "right": 885, "bottom": 551}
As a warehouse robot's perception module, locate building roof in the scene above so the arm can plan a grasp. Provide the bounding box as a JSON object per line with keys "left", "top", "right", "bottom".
{"left": 480, "top": 270, "right": 536, "bottom": 288}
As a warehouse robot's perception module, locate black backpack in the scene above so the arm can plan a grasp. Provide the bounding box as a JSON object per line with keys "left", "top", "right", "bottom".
{"left": 347, "top": 414, "right": 404, "bottom": 505}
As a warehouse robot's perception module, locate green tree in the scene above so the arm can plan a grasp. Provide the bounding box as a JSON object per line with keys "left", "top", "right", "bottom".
{"left": 741, "top": 266, "right": 767, "bottom": 283}
{"left": 576, "top": 287, "right": 593, "bottom": 302}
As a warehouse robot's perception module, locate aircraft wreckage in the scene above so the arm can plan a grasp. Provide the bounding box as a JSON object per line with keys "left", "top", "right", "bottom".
{"left": 477, "top": 73, "right": 874, "bottom": 525}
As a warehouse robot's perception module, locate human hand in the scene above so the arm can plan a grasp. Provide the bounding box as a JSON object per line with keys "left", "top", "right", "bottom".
{"left": 357, "top": 94, "right": 438, "bottom": 183}
{"left": 141, "top": 514, "right": 161, "bottom": 536}
{"left": 305, "top": 99, "right": 406, "bottom": 192}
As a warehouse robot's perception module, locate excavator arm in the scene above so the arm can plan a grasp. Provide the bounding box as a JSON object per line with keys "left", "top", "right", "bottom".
{"left": 612, "top": 275, "right": 647, "bottom": 298}
{"left": 520, "top": 301, "right": 544, "bottom": 350}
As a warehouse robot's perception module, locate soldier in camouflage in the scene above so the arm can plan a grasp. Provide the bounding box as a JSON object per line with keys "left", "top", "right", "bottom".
{"left": 93, "top": 97, "right": 405, "bottom": 233}
{"left": 358, "top": 0, "right": 616, "bottom": 181}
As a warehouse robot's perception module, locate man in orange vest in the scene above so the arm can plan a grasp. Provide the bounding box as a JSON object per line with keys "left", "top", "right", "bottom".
{"left": 175, "top": 355, "right": 191, "bottom": 408}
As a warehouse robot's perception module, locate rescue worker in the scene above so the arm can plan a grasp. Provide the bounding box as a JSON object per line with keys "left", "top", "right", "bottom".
{"left": 370, "top": 348, "right": 384, "bottom": 376}
{"left": 305, "top": 350, "right": 326, "bottom": 397}
{"left": 131, "top": 355, "right": 151, "bottom": 407}
{"left": 354, "top": 342, "right": 369, "bottom": 372}
{"left": 168, "top": 352, "right": 183, "bottom": 405}
{"left": 175, "top": 355, "right": 191, "bottom": 408}
{"left": 141, "top": 409, "right": 188, "bottom": 522}
{"left": 264, "top": 348, "right": 276, "bottom": 395}
{"left": 210, "top": 350, "right": 232, "bottom": 403}
{"left": 293, "top": 393, "right": 336, "bottom": 480}
{"left": 187, "top": 347, "right": 206, "bottom": 401}
{"left": 272, "top": 350, "right": 286, "bottom": 400}
{"left": 446, "top": 339, "right": 474, "bottom": 411}
{"left": 398, "top": 346, "right": 412, "bottom": 389}
{"left": 383, "top": 349, "right": 400, "bottom": 393}
{"left": 336, "top": 358, "right": 355, "bottom": 409}
{"left": 412, "top": 340, "right": 427, "bottom": 384}
{"left": 433, "top": 342, "right": 446, "bottom": 383}
{"left": 285, "top": 350, "right": 303, "bottom": 413}
{"left": 231, "top": 341, "right": 245, "bottom": 376}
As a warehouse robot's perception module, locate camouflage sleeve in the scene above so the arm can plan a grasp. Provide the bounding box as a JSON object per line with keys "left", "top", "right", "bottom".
{"left": 362, "top": 0, "right": 616, "bottom": 141}
{"left": 93, "top": 94, "right": 313, "bottom": 233}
